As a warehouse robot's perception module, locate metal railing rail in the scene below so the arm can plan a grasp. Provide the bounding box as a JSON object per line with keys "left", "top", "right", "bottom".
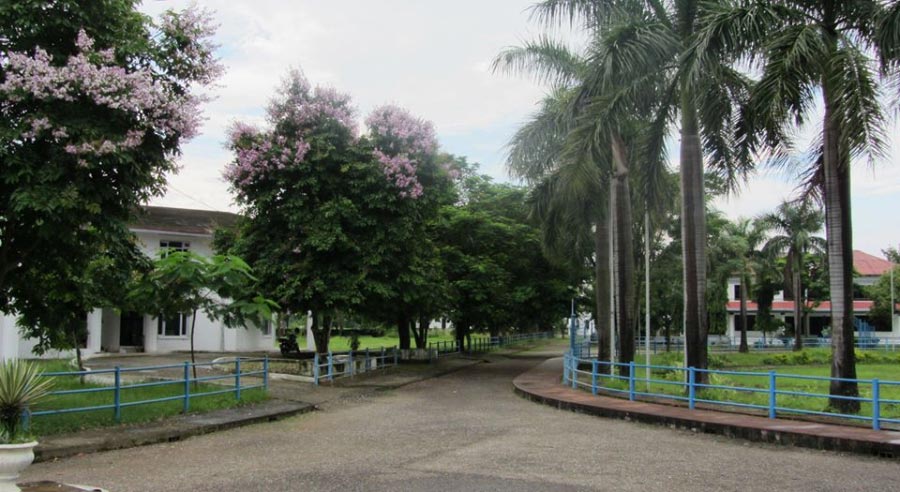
{"left": 563, "top": 353, "right": 900, "bottom": 431}
{"left": 29, "top": 357, "right": 269, "bottom": 424}
{"left": 427, "top": 331, "right": 554, "bottom": 359}
{"left": 313, "top": 347, "right": 399, "bottom": 385}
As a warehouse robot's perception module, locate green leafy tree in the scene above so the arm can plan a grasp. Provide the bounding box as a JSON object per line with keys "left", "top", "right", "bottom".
{"left": 129, "top": 251, "right": 276, "bottom": 378}
{"left": 715, "top": 217, "right": 768, "bottom": 352}
{"left": 0, "top": 1, "right": 221, "bottom": 350}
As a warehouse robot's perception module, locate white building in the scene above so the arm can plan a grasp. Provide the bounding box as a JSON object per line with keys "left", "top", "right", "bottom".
{"left": 0, "top": 206, "right": 275, "bottom": 360}
{"left": 725, "top": 250, "right": 899, "bottom": 344}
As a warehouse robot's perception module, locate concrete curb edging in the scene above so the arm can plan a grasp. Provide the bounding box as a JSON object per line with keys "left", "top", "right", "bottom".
{"left": 514, "top": 358, "right": 900, "bottom": 460}
{"left": 34, "top": 400, "right": 313, "bottom": 463}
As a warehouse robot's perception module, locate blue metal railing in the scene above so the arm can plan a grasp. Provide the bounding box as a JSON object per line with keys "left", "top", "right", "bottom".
{"left": 28, "top": 357, "right": 269, "bottom": 424}
{"left": 563, "top": 352, "right": 900, "bottom": 431}
{"left": 636, "top": 336, "right": 900, "bottom": 353}
{"left": 312, "top": 347, "right": 399, "bottom": 385}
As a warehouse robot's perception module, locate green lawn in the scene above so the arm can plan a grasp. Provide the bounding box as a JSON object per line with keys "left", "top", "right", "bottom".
{"left": 580, "top": 348, "right": 900, "bottom": 423}
{"left": 29, "top": 360, "right": 267, "bottom": 437}
{"left": 327, "top": 331, "right": 457, "bottom": 351}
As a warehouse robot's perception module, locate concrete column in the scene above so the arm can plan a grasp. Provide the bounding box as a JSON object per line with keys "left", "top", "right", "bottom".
{"left": 143, "top": 315, "right": 158, "bottom": 353}
{"left": 85, "top": 309, "right": 103, "bottom": 355}
{"left": 0, "top": 314, "right": 19, "bottom": 361}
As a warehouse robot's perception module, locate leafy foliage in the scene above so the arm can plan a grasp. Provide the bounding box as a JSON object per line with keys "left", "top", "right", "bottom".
{"left": 0, "top": 359, "right": 52, "bottom": 443}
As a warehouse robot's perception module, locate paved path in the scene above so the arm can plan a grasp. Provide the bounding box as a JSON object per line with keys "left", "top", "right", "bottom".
{"left": 24, "top": 355, "right": 900, "bottom": 492}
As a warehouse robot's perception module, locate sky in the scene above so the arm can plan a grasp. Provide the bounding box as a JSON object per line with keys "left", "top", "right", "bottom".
{"left": 141, "top": 0, "right": 900, "bottom": 258}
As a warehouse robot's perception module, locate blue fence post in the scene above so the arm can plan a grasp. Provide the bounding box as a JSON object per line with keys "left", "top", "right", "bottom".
{"left": 313, "top": 353, "right": 320, "bottom": 386}
{"left": 263, "top": 355, "right": 269, "bottom": 392}
{"left": 114, "top": 366, "right": 122, "bottom": 422}
{"left": 393, "top": 347, "right": 398, "bottom": 366}
{"left": 688, "top": 367, "right": 696, "bottom": 410}
{"left": 182, "top": 362, "right": 189, "bottom": 415}
{"left": 235, "top": 358, "right": 242, "bottom": 401}
{"left": 873, "top": 379, "right": 881, "bottom": 431}
{"left": 629, "top": 361, "right": 636, "bottom": 401}
{"left": 592, "top": 360, "right": 599, "bottom": 396}
{"left": 327, "top": 352, "right": 334, "bottom": 380}
{"left": 571, "top": 357, "right": 578, "bottom": 389}
{"left": 768, "top": 370, "right": 776, "bottom": 419}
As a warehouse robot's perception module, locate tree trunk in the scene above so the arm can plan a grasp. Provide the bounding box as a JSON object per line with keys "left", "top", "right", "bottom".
{"left": 611, "top": 133, "right": 635, "bottom": 377}
{"left": 739, "top": 274, "right": 749, "bottom": 353}
{"left": 397, "top": 312, "right": 411, "bottom": 350}
{"left": 680, "top": 96, "right": 709, "bottom": 383}
{"left": 311, "top": 311, "right": 332, "bottom": 355}
{"left": 594, "top": 194, "right": 612, "bottom": 373}
{"left": 823, "top": 76, "right": 859, "bottom": 412}
{"left": 419, "top": 315, "right": 429, "bottom": 347}
{"left": 793, "top": 254, "right": 803, "bottom": 351}
{"left": 189, "top": 310, "right": 200, "bottom": 384}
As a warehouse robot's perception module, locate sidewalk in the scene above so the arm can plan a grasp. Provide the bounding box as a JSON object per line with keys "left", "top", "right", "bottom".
{"left": 514, "top": 357, "right": 900, "bottom": 459}
{"left": 35, "top": 353, "right": 487, "bottom": 463}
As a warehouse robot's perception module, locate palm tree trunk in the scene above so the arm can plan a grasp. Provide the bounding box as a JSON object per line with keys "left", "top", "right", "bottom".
{"left": 793, "top": 255, "right": 803, "bottom": 351}
{"left": 594, "top": 208, "right": 611, "bottom": 374}
{"left": 739, "top": 274, "right": 749, "bottom": 353}
{"left": 611, "top": 134, "right": 635, "bottom": 376}
{"left": 680, "top": 96, "right": 709, "bottom": 382}
{"left": 823, "top": 78, "right": 859, "bottom": 412}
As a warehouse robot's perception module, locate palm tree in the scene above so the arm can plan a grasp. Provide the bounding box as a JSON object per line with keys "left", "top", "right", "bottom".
{"left": 493, "top": 13, "right": 671, "bottom": 374}
{"left": 760, "top": 200, "right": 825, "bottom": 351}
{"left": 530, "top": 0, "right": 760, "bottom": 381}
{"left": 717, "top": 218, "right": 768, "bottom": 353}
{"left": 695, "top": 0, "right": 900, "bottom": 411}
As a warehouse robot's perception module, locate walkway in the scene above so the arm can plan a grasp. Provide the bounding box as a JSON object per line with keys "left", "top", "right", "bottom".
{"left": 24, "top": 354, "right": 900, "bottom": 491}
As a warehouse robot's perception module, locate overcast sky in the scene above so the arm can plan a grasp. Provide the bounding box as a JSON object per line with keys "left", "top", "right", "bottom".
{"left": 142, "top": 0, "right": 900, "bottom": 258}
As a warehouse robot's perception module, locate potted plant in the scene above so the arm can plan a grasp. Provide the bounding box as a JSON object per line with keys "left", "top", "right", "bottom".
{"left": 0, "top": 359, "right": 52, "bottom": 492}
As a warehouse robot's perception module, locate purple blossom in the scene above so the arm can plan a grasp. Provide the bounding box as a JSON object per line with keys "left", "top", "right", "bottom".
{"left": 0, "top": 21, "right": 220, "bottom": 165}
{"left": 366, "top": 105, "right": 438, "bottom": 155}
{"left": 374, "top": 149, "right": 423, "bottom": 199}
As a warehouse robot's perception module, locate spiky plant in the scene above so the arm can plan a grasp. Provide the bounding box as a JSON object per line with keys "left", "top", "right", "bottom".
{"left": 0, "top": 360, "right": 53, "bottom": 443}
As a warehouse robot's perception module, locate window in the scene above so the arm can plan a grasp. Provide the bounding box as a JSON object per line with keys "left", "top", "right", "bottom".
{"left": 261, "top": 319, "right": 272, "bottom": 336}
{"left": 733, "top": 284, "right": 742, "bottom": 300}
{"left": 160, "top": 240, "right": 190, "bottom": 256}
{"left": 158, "top": 313, "right": 189, "bottom": 337}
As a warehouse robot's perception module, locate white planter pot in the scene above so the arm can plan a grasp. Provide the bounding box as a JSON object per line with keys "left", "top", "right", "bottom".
{"left": 0, "top": 441, "right": 37, "bottom": 492}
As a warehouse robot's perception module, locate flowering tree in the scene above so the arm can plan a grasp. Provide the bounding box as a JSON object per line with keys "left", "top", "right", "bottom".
{"left": 0, "top": 1, "right": 222, "bottom": 352}
{"left": 224, "top": 70, "right": 395, "bottom": 354}
{"left": 361, "top": 105, "right": 455, "bottom": 349}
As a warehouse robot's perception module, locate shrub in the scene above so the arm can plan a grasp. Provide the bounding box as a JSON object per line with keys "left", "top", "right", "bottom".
{"left": 0, "top": 360, "right": 53, "bottom": 443}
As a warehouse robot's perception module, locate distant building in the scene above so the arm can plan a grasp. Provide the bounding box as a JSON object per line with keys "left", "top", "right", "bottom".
{"left": 0, "top": 206, "right": 274, "bottom": 360}
{"left": 724, "top": 250, "right": 898, "bottom": 344}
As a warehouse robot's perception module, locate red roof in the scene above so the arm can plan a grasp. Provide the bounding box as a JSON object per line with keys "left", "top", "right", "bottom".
{"left": 854, "top": 250, "right": 894, "bottom": 276}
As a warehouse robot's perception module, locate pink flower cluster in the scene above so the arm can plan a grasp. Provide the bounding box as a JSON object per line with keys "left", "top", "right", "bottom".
{"left": 374, "top": 150, "right": 424, "bottom": 199}
{"left": 1, "top": 22, "right": 219, "bottom": 162}
{"left": 158, "top": 5, "right": 225, "bottom": 84}
{"left": 365, "top": 105, "right": 438, "bottom": 155}
{"left": 365, "top": 105, "right": 440, "bottom": 199}
{"left": 223, "top": 123, "right": 311, "bottom": 190}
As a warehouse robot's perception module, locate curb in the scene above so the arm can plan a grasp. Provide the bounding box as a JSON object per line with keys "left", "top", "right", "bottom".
{"left": 514, "top": 358, "right": 900, "bottom": 460}
{"left": 34, "top": 400, "right": 313, "bottom": 463}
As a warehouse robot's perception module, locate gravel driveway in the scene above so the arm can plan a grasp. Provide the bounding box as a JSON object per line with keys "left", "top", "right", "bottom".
{"left": 24, "top": 356, "right": 900, "bottom": 491}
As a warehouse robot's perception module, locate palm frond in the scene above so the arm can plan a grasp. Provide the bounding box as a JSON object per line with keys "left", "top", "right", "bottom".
{"left": 827, "top": 42, "right": 887, "bottom": 163}
{"left": 491, "top": 36, "right": 586, "bottom": 88}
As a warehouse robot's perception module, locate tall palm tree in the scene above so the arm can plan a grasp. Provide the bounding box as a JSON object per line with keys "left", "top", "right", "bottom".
{"left": 718, "top": 218, "right": 768, "bottom": 353}
{"left": 493, "top": 12, "right": 671, "bottom": 374}
{"left": 695, "top": 0, "right": 900, "bottom": 411}
{"left": 760, "top": 200, "right": 825, "bottom": 351}
{"left": 530, "top": 0, "right": 759, "bottom": 381}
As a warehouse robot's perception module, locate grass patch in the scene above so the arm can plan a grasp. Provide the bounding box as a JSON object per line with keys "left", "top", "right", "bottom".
{"left": 29, "top": 363, "right": 267, "bottom": 437}
{"left": 327, "top": 332, "right": 456, "bottom": 351}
